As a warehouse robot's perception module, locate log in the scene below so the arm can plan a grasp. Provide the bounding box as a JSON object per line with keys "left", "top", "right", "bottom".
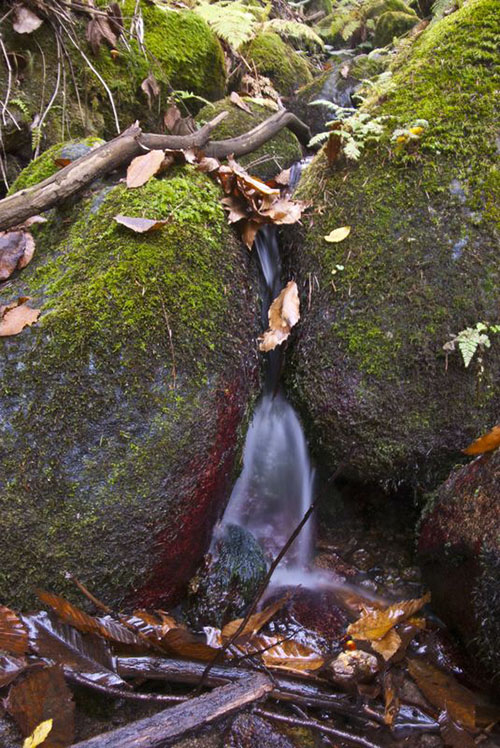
{"left": 70, "top": 672, "right": 272, "bottom": 748}
{"left": 0, "top": 111, "right": 312, "bottom": 232}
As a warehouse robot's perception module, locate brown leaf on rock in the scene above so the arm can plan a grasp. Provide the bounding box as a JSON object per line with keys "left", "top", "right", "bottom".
{"left": 241, "top": 219, "right": 262, "bottom": 249}
{"left": 371, "top": 628, "right": 402, "bottom": 661}
{"left": 126, "top": 149, "right": 166, "bottom": 188}
{"left": 0, "top": 231, "right": 35, "bottom": 279}
{"left": 0, "top": 299, "right": 40, "bottom": 336}
{"left": 86, "top": 15, "right": 117, "bottom": 55}
{"left": 164, "top": 103, "right": 182, "bottom": 134}
{"left": 162, "top": 628, "right": 220, "bottom": 662}
{"left": 7, "top": 666, "right": 74, "bottom": 748}
{"left": 222, "top": 597, "right": 287, "bottom": 641}
{"left": 114, "top": 215, "right": 169, "bottom": 233}
{"left": 259, "top": 198, "right": 305, "bottom": 225}
{"left": 274, "top": 168, "right": 290, "bottom": 186}
{"left": 241, "top": 635, "right": 324, "bottom": 672}
{"left": 383, "top": 670, "right": 400, "bottom": 726}
{"left": 196, "top": 156, "right": 221, "bottom": 173}
{"left": 13, "top": 4, "right": 43, "bottom": 34}
{"left": 0, "top": 654, "right": 29, "bottom": 688}
{"left": 258, "top": 281, "right": 300, "bottom": 352}
{"left": 347, "top": 592, "right": 430, "bottom": 642}
{"left": 141, "top": 73, "right": 160, "bottom": 109}
{"left": 326, "top": 129, "right": 342, "bottom": 165}
{"left": 0, "top": 606, "right": 29, "bottom": 655}
{"left": 229, "top": 91, "right": 252, "bottom": 113}
{"left": 463, "top": 424, "right": 500, "bottom": 455}
{"left": 439, "top": 710, "right": 476, "bottom": 748}
{"left": 221, "top": 195, "right": 248, "bottom": 224}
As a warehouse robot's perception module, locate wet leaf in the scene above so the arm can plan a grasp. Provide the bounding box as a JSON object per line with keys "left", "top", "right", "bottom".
{"left": 0, "top": 298, "right": 40, "bottom": 336}
{"left": 0, "top": 231, "right": 35, "bottom": 279}
{"left": 229, "top": 91, "right": 252, "bottom": 113}
{"left": 7, "top": 666, "right": 74, "bottom": 748}
{"left": 221, "top": 195, "right": 248, "bottom": 224}
{"left": 371, "top": 628, "right": 402, "bottom": 661}
{"left": 408, "top": 660, "right": 482, "bottom": 729}
{"left": 23, "top": 719, "right": 53, "bottom": 748}
{"left": 462, "top": 425, "right": 500, "bottom": 455}
{"left": 24, "top": 611, "right": 128, "bottom": 689}
{"left": 162, "top": 628, "right": 220, "bottom": 662}
{"left": 126, "top": 149, "right": 166, "bottom": 188}
{"left": 439, "top": 710, "right": 476, "bottom": 748}
{"left": 324, "top": 226, "right": 351, "bottom": 243}
{"left": 326, "top": 129, "right": 342, "bottom": 165}
{"left": 13, "top": 5, "right": 43, "bottom": 34}
{"left": 222, "top": 597, "right": 287, "bottom": 641}
{"left": 383, "top": 670, "right": 400, "bottom": 726}
{"left": 241, "top": 219, "right": 261, "bottom": 249}
{"left": 242, "top": 635, "right": 324, "bottom": 672}
{"left": 0, "top": 606, "right": 29, "bottom": 654}
{"left": 347, "top": 592, "right": 430, "bottom": 642}
{"left": 258, "top": 281, "right": 300, "bottom": 352}
{"left": 0, "top": 654, "right": 29, "bottom": 688}
{"left": 141, "top": 73, "right": 160, "bottom": 109}
{"left": 114, "top": 215, "right": 169, "bottom": 233}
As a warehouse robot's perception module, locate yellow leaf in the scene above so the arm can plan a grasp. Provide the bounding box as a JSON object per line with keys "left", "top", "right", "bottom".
{"left": 23, "top": 719, "right": 53, "bottom": 748}
{"left": 371, "top": 629, "right": 402, "bottom": 661}
{"left": 239, "top": 635, "right": 324, "bottom": 672}
{"left": 221, "top": 597, "right": 287, "bottom": 641}
{"left": 462, "top": 424, "right": 500, "bottom": 455}
{"left": 324, "top": 226, "right": 351, "bottom": 243}
{"left": 409, "top": 126, "right": 424, "bottom": 136}
{"left": 347, "top": 592, "right": 430, "bottom": 642}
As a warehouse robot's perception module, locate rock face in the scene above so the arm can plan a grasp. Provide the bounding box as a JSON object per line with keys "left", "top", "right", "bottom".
{"left": 418, "top": 451, "right": 500, "bottom": 684}
{"left": 287, "top": 0, "right": 500, "bottom": 490}
{"left": 0, "top": 164, "right": 260, "bottom": 611}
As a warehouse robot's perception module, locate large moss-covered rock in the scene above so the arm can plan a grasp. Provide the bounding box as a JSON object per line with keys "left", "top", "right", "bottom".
{"left": 287, "top": 0, "right": 500, "bottom": 490}
{"left": 0, "top": 164, "right": 260, "bottom": 611}
{"left": 325, "top": 0, "right": 417, "bottom": 48}
{"left": 0, "top": 2, "right": 225, "bottom": 165}
{"left": 196, "top": 97, "right": 302, "bottom": 179}
{"left": 418, "top": 452, "right": 500, "bottom": 685}
{"left": 373, "top": 10, "right": 419, "bottom": 46}
{"left": 246, "top": 32, "right": 313, "bottom": 96}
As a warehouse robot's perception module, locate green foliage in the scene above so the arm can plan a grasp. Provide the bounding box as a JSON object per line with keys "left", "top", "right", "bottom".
{"left": 262, "top": 18, "right": 324, "bottom": 50}
{"left": 193, "top": 1, "right": 257, "bottom": 49}
{"left": 308, "top": 102, "right": 387, "bottom": 159}
{"left": 444, "top": 323, "right": 500, "bottom": 368}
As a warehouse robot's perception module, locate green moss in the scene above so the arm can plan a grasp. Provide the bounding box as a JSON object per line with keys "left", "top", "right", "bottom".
{"left": 196, "top": 97, "right": 302, "bottom": 179}
{"left": 374, "top": 11, "right": 419, "bottom": 46}
{"left": 246, "top": 32, "right": 313, "bottom": 96}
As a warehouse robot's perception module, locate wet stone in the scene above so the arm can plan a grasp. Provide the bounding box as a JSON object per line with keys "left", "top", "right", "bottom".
{"left": 226, "top": 713, "right": 297, "bottom": 748}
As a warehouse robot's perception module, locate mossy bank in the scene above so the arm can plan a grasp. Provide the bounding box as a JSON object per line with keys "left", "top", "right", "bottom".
{"left": 0, "top": 164, "right": 260, "bottom": 611}
{"left": 287, "top": 0, "right": 500, "bottom": 491}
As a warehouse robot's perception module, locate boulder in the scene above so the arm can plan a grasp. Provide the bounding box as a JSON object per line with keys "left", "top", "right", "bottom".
{"left": 0, "top": 162, "right": 260, "bottom": 611}
{"left": 196, "top": 97, "right": 302, "bottom": 180}
{"left": 418, "top": 450, "right": 500, "bottom": 684}
{"left": 373, "top": 10, "right": 419, "bottom": 46}
{"left": 286, "top": 0, "right": 500, "bottom": 490}
{"left": 325, "top": 0, "right": 417, "bottom": 49}
{"left": 245, "top": 32, "right": 313, "bottom": 97}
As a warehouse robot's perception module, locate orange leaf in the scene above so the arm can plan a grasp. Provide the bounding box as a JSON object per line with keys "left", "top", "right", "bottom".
{"left": 0, "top": 607, "right": 28, "bottom": 655}
{"left": 162, "top": 628, "right": 219, "bottom": 662}
{"left": 0, "top": 299, "right": 40, "bottom": 336}
{"left": 221, "top": 596, "right": 287, "bottom": 641}
{"left": 126, "top": 149, "right": 166, "bottom": 189}
{"left": 241, "top": 635, "right": 324, "bottom": 672}
{"left": 347, "top": 592, "right": 430, "bottom": 642}
{"left": 258, "top": 281, "right": 300, "bottom": 352}
{"left": 371, "top": 629, "right": 402, "bottom": 661}
{"left": 462, "top": 425, "right": 500, "bottom": 455}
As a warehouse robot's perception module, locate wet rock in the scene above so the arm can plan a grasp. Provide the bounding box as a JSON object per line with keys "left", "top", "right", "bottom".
{"left": 282, "top": 588, "right": 348, "bottom": 640}
{"left": 227, "top": 713, "right": 297, "bottom": 748}
{"left": 287, "top": 0, "right": 500, "bottom": 490}
{"left": 187, "top": 525, "right": 267, "bottom": 628}
{"left": 330, "top": 650, "right": 379, "bottom": 687}
{"left": 0, "top": 164, "right": 260, "bottom": 611}
{"left": 418, "top": 450, "right": 500, "bottom": 685}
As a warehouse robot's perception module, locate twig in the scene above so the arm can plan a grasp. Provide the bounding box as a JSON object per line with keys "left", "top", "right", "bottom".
{"left": 66, "top": 670, "right": 187, "bottom": 703}
{"left": 66, "top": 573, "right": 113, "bottom": 614}
{"left": 195, "top": 468, "right": 342, "bottom": 692}
{"left": 35, "top": 26, "right": 63, "bottom": 158}
{"left": 254, "top": 708, "right": 384, "bottom": 748}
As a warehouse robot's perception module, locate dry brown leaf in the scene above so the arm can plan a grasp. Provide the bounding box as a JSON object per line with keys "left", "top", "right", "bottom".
{"left": 229, "top": 91, "right": 252, "bottom": 113}
{"left": 258, "top": 281, "right": 300, "bottom": 352}
{"left": 0, "top": 299, "right": 40, "bottom": 337}
{"left": 114, "top": 215, "right": 168, "bottom": 233}
{"left": 0, "top": 230, "right": 35, "bottom": 279}
{"left": 259, "top": 198, "right": 305, "bottom": 225}
{"left": 274, "top": 168, "right": 290, "bottom": 186}
{"left": 106, "top": 2, "right": 124, "bottom": 35}
{"left": 7, "top": 666, "right": 74, "bottom": 748}
{"left": 196, "top": 156, "right": 220, "bottom": 173}
{"left": 13, "top": 4, "right": 43, "bottom": 34}
{"left": 126, "top": 149, "right": 166, "bottom": 189}
{"left": 141, "top": 73, "right": 160, "bottom": 109}
{"left": 86, "top": 15, "right": 117, "bottom": 55}
{"left": 326, "top": 129, "right": 342, "bottom": 165}
{"left": 371, "top": 628, "right": 402, "bottom": 661}
{"left": 463, "top": 425, "right": 500, "bottom": 455}
{"left": 347, "top": 592, "right": 430, "bottom": 642}
{"left": 241, "top": 219, "right": 262, "bottom": 250}
{"left": 221, "top": 597, "right": 286, "bottom": 641}
{"left": 221, "top": 195, "right": 248, "bottom": 224}
{"left": 0, "top": 607, "right": 28, "bottom": 655}
{"left": 164, "top": 103, "right": 182, "bottom": 134}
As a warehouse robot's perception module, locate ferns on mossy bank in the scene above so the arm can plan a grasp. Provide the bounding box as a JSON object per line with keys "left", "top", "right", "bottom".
{"left": 262, "top": 19, "right": 324, "bottom": 50}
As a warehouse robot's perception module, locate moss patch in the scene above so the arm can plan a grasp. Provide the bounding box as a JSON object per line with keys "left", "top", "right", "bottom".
{"left": 246, "top": 32, "right": 313, "bottom": 96}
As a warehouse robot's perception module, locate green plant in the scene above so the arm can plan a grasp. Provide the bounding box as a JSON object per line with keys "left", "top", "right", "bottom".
{"left": 443, "top": 322, "right": 500, "bottom": 368}
{"left": 391, "top": 118, "right": 429, "bottom": 152}
{"left": 308, "top": 102, "right": 387, "bottom": 160}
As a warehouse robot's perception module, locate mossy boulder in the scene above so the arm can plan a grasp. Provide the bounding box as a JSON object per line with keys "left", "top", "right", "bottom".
{"left": 0, "top": 163, "right": 260, "bottom": 611}
{"left": 373, "top": 10, "right": 419, "bottom": 46}
{"left": 286, "top": 0, "right": 500, "bottom": 490}
{"left": 325, "top": 0, "right": 416, "bottom": 49}
{"left": 196, "top": 97, "right": 302, "bottom": 179}
{"left": 0, "top": 2, "right": 225, "bottom": 166}
{"left": 246, "top": 32, "right": 313, "bottom": 97}
{"left": 418, "top": 452, "right": 500, "bottom": 686}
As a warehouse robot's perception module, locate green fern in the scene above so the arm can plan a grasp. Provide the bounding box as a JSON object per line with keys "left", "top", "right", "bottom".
{"left": 308, "top": 101, "right": 386, "bottom": 160}
{"left": 443, "top": 322, "right": 496, "bottom": 368}
{"left": 193, "top": 1, "right": 257, "bottom": 50}
{"left": 262, "top": 19, "right": 324, "bottom": 50}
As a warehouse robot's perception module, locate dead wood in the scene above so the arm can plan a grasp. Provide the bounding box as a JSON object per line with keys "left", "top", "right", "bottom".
{"left": 0, "top": 111, "right": 312, "bottom": 232}
{"left": 70, "top": 672, "right": 272, "bottom": 748}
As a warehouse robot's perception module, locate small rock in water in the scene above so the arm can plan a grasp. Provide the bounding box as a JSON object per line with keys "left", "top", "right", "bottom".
{"left": 330, "top": 650, "right": 379, "bottom": 687}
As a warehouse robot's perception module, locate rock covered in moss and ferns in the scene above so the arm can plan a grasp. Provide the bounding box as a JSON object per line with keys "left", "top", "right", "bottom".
{"left": 245, "top": 32, "right": 313, "bottom": 97}
{"left": 286, "top": 0, "right": 500, "bottom": 490}
{"left": 418, "top": 451, "right": 500, "bottom": 685}
{"left": 196, "top": 97, "right": 302, "bottom": 179}
{"left": 373, "top": 10, "right": 420, "bottom": 46}
{"left": 325, "top": 0, "right": 417, "bottom": 48}
{"left": 0, "top": 163, "right": 260, "bottom": 611}
{"left": 0, "top": 1, "right": 226, "bottom": 165}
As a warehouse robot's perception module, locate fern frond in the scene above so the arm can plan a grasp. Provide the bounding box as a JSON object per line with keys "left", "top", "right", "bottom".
{"left": 262, "top": 19, "right": 324, "bottom": 50}
{"left": 193, "top": 1, "right": 256, "bottom": 50}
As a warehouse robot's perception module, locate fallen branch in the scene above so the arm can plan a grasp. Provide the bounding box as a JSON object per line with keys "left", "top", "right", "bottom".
{"left": 70, "top": 672, "right": 272, "bottom": 748}
{"left": 0, "top": 111, "right": 312, "bottom": 231}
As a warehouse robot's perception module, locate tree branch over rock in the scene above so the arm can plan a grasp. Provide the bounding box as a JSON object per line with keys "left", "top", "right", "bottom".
{"left": 0, "top": 111, "right": 312, "bottom": 231}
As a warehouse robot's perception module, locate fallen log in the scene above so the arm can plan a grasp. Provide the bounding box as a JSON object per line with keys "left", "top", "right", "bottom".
{"left": 70, "top": 672, "right": 272, "bottom": 748}
{"left": 0, "top": 110, "right": 312, "bottom": 232}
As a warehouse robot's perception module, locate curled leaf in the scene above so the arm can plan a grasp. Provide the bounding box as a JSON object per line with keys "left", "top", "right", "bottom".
{"left": 229, "top": 91, "right": 252, "bottom": 113}
{"left": 258, "top": 281, "right": 300, "bottom": 352}
{"left": 347, "top": 592, "right": 430, "bottom": 643}
{"left": 371, "top": 628, "right": 402, "bottom": 661}
{"left": 324, "top": 226, "right": 351, "bottom": 243}
{"left": 0, "top": 606, "right": 28, "bottom": 655}
{"left": 127, "top": 149, "right": 166, "bottom": 188}
{"left": 241, "top": 635, "right": 324, "bottom": 672}
{"left": 0, "top": 298, "right": 41, "bottom": 336}
{"left": 141, "top": 73, "right": 160, "bottom": 109}
{"left": 0, "top": 654, "right": 29, "bottom": 688}
{"left": 0, "top": 231, "right": 35, "bottom": 280}
{"left": 114, "top": 215, "right": 169, "bottom": 233}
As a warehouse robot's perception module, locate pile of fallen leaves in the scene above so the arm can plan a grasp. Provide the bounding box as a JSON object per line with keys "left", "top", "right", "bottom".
{"left": 1, "top": 584, "right": 498, "bottom": 747}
